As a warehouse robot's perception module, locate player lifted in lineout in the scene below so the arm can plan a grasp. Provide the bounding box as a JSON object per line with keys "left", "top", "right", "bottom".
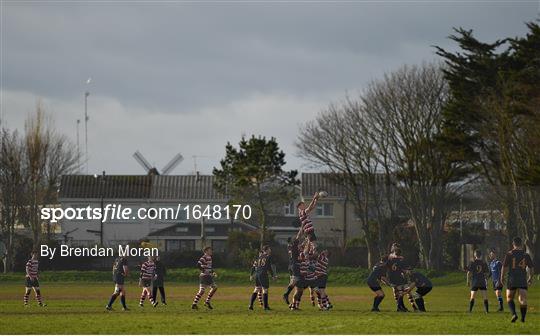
{"left": 500, "top": 237, "right": 534, "bottom": 323}
{"left": 106, "top": 256, "right": 129, "bottom": 311}
{"left": 249, "top": 245, "right": 277, "bottom": 310}
{"left": 466, "top": 249, "right": 490, "bottom": 313}
{"left": 192, "top": 246, "right": 218, "bottom": 309}
{"left": 297, "top": 191, "right": 324, "bottom": 247}
{"left": 24, "top": 251, "right": 46, "bottom": 307}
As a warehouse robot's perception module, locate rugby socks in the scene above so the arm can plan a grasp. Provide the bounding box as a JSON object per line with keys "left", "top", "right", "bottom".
{"left": 372, "top": 296, "right": 384, "bottom": 310}
{"left": 284, "top": 285, "right": 294, "bottom": 297}
{"left": 120, "top": 295, "right": 127, "bottom": 309}
{"left": 205, "top": 287, "right": 217, "bottom": 303}
{"left": 408, "top": 294, "right": 418, "bottom": 311}
{"left": 107, "top": 293, "right": 118, "bottom": 307}
{"left": 310, "top": 292, "right": 316, "bottom": 306}
{"left": 483, "top": 299, "right": 489, "bottom": 313}
{"left": 415, "top": 298, "right": 426, "bottom": 312}
{"left": 469, "top": 299, "right": 475, "bottom": 312}
{"left": 193, "top": 287, "right": 205, "bottom": 305}
{"left": 140, "top": 290, "right": 147, "bottom": 305}
{"left": 35, "top": 290, "right": 43, "bottom": 306}
{"left": 520, "top": 305, "right": 527, "bottom": 322}
{"left": 508, "top": 300, "right": 517, "bottom": 316}
{"left": 397, "top": 296, "right": 406, "bottom": 310}
{"left": 249, "top": 292, "right": 257, "bottom": 308}
{"left": 497, "top": 296, "right": 503, "bottom": 310}
{"left": 24, "top": 289, "right": 31, "bottom": 305}
{"left": 262, "top": 293, "right": 269, "bottom": 309}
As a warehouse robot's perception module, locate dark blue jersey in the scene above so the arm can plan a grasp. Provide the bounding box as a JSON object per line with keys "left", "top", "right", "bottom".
{"left": 252, "top": 253, "right": 275, "bottom": 277}
{"left": 367, "top": 263, "right": 387, "bottom": 287}
{"left": 468, "top": 259, "right": 488, "bottom": 288}
{"left": 387, "top": 255, "right": 407, "bottom": 286}
{"left": 288, "top": 240, "right": 301, "bottom": 276}
{"left": 503, "top": 249, "right": 533, "bottom": 287}
{"left": 409, "top": 271, "right": 432, "bottom": 288}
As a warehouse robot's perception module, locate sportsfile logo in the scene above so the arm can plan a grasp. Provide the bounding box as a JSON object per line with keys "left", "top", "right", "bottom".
{"left": 40, "top": 204, "right": 252, "bottom": 223}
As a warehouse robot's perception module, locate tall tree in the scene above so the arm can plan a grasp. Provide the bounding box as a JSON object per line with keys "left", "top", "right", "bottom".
{"left": 297, "top": 99, "right": 398, "bottom": 267}
{"left": 0, "top": 128, "right": 26, "bottom": 272}
{"left": 213, "top": 136, "right": 299, "bottom": 248}
{"left": 436, "top": 22, "right": 540, "bottom": 262}
{"left": 363, "top": 63, "right": 467, "bottom": 269}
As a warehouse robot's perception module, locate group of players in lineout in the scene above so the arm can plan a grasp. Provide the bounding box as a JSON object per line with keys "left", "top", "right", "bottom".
{"left": 23, "top": 192, "right": 535, "bottom": 322}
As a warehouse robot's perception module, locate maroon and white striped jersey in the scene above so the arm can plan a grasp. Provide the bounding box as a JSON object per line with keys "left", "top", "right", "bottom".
{"left": 299, "top": 209, "right": 314, "bottom": 234}
{"left": 26, "top": 259, "right": 39, "bottom": 278}
{"left": 315, "top": 253, "right": 329, "bottom": 277}
{"left": 140, "top": 260, "right": 155, "bottom": 280}
{"left": 198, "top": 254, "right": 213, "bottom": 275}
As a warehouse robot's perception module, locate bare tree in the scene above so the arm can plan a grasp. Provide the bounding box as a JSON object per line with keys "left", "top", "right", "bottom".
{"left": 297, "top": 98, "right": 397, "bottom": 267}
{"left": 0, "top": 128, "right": 26, "bottom": 272}
{"left": 364, "top": 63, "right": 466, "bottom": 269}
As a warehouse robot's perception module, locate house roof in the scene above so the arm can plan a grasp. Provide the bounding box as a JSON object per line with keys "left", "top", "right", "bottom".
{"left": 59, "top": 174, "right": 225, "bottom": 200}
{"left": 301, "top": 173, "right": 347, "bottom": 198}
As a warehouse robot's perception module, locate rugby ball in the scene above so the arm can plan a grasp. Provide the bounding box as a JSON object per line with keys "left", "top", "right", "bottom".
{"left": 318, "top": 191, "right": 328, "bottom": 198}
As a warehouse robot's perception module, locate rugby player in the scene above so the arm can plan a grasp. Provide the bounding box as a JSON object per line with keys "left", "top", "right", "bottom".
{"left": 192, "top": 246, "right": 218, "bottom": 309}
{"left": 106, "top": 256, "right": 129, "bottom": 311}
{"left": 466, "top": 249, "right": 489, "bottom": 313}
{"left": 249, "top": 245, "right": 277, "bottom": 310}
{"left": 367, "top": 255, "right": 390, "bottom": 312}
{"left": 139, "top": 256, "right": 156, "bottom": 307}
{"left": 403, "top": 269, "right": 432, "bottom": 312}
{"left": 500, "top": 237, "right": 534, "bottom": 323}
{"left": 488, "top": 248, "right": 504, "bottom": 311}
{"left": 24, "top": 251, "right": 46, "bottom": 307}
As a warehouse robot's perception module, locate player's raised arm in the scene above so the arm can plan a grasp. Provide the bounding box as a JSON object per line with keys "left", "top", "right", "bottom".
{"left": 305, "top": 192, "right": 320, "bottom": 214}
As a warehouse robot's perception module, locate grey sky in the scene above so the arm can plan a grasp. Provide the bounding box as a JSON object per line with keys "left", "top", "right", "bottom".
{"left": 2, "top": 1, "right": 538, "bottom": 175}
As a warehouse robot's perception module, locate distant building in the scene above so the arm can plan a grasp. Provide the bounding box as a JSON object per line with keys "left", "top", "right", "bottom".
{"left": 57, "top": 172, "right": 390, "bottom": 251}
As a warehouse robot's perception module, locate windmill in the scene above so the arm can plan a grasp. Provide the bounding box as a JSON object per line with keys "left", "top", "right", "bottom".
{"left": 133, "top": 150, "right": 184, "bottom": 175}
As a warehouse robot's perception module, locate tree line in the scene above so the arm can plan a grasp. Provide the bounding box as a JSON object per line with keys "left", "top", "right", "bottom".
{"left": 0, "top": 102, "right": 79, "bottom": 272}
{"left": 296, "top": 22, "right": 540, "bottom": 269}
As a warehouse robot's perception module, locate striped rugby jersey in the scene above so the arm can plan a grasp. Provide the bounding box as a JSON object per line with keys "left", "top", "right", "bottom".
{"left": 315, "top": 253, "right": 329, "bottom": 277}
{"left": 140, "top": 260, "right": 156, "bottom": 280}
{"left": 299, "top": 209, "right": 314, "bottom": 234}
{"left": 198, "top": 254, "right": 213, "bottom": 275}
{"left": 26, "top": 259, "right": 39, "bottom": 278}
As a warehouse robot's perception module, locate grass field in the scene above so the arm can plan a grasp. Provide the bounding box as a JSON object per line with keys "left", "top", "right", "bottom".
{"left": 0, "top": 274, "right": 539, "bottom": 334}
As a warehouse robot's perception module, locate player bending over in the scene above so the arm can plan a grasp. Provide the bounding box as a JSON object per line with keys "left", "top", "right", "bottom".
{"left": 106, "top": 256, "right": 129, "bottom": 311}
{"left": 24, "top": 251, "right": 46, "bottom": 307}
{"left": 367, "top": 255, "right": 390, "bottom": 312}
{"left": 192, "top": 246, "right": 218, "bottom": 309}
{"left": 249, "top": 245, "right": 277, "bottom": 310}
{"left": 467, "top": 249, "right": 489, "bottom": 313}
{"left": 152, "top": 255, "right": 167, "bottom": 307}
{"left": 488, "top": 248, "right": 504, "bottom": 312}
{"left": 500, "top": 237, "right": 534, "bottom": 323}
{"left": 403, "top": 269, "right": 432, "bottom": 312}
{"left": 314, "top": 249, "right": 332, "bottom": 310}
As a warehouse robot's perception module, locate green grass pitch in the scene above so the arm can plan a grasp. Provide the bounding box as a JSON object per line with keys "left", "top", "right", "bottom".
{"left": 0, "top": 281, "right": 538, "bottom": 334}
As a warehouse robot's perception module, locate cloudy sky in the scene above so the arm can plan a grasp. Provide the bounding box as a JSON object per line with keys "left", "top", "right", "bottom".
{"left": 1, "top": 1, "right": 539, "bottom": 175}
